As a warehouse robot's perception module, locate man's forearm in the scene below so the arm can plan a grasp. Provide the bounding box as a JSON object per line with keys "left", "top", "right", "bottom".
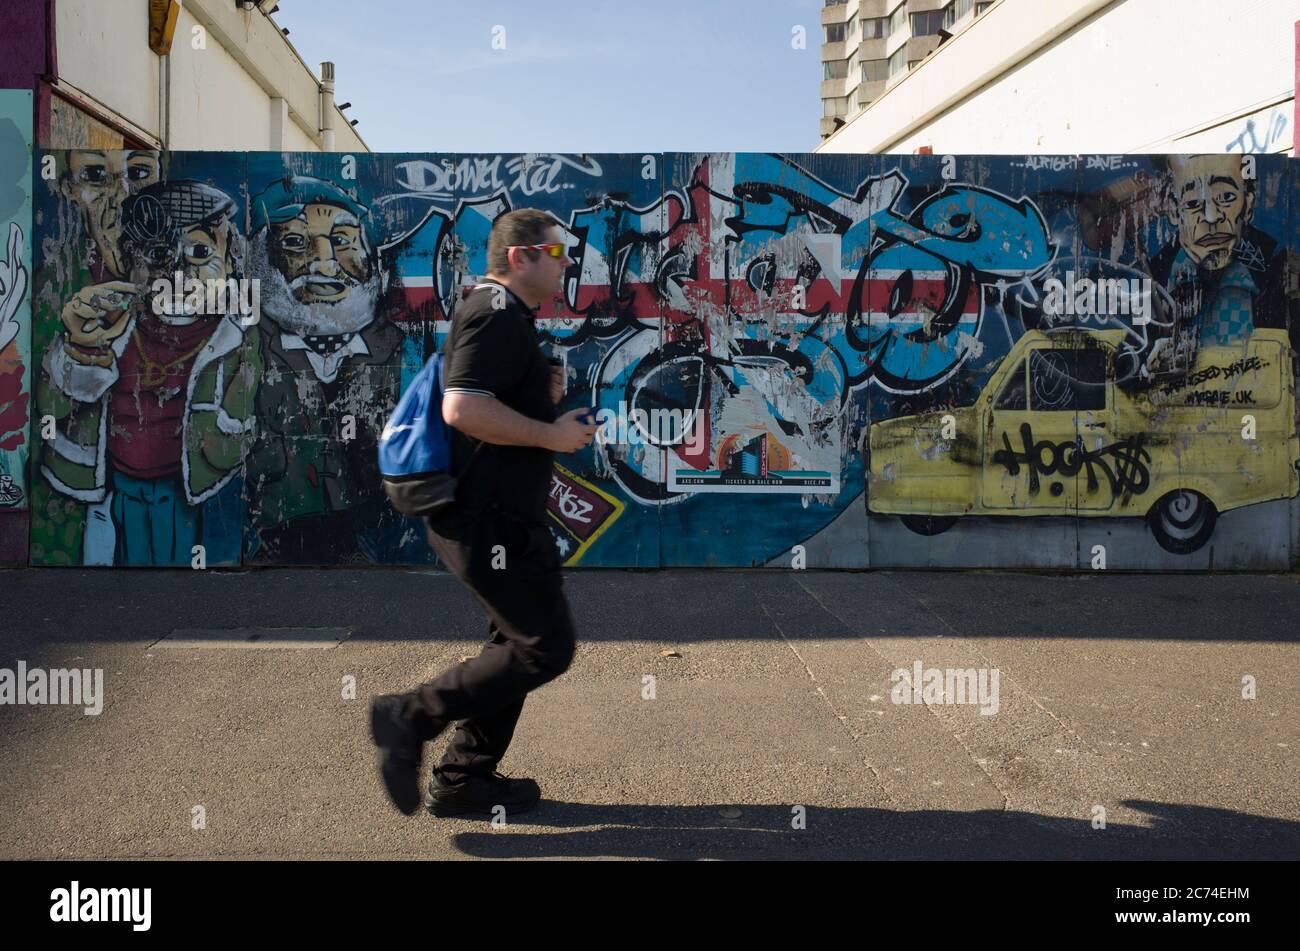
{"left": 443, "top": 392, "right": 552, "bottom": 450}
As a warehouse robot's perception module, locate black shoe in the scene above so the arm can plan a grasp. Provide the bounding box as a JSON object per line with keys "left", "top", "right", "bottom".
{"left": 370, "top": 694, "right": 434, "bottom": 816}
{"left": 427, "top": 770, "right": 542, "bottom": 818}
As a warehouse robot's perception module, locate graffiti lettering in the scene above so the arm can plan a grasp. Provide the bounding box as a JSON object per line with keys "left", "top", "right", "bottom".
{"left": 549, "top": 478, "right": 595, "bottom": 524}
{"left": 394, "top": 156, "right": 505, "bottom": 196}
{"left": 1157, "top": 356, "right": 1265, "bottom": 395}
{"left": 1013, "top": 156, "right": 1079, "bottom": 171}
{"left": 1225, "top": 112, "right": 1289, "bottom": 155}
{"left": 844, "top": 179, "right": 1054, "bottom": 392}
{"left": 992, "top": 422, "right": 1151, "bottom": 497}
{"left": 394, "top": 154, "right": 602, "bottom": 200}
{"left": 505, "top": 154, "right": 602, "bottom": 196}
{"left": 1085, "top": 156, "right": 1138, "bottom": 171}
{"left": 1182, "top": 389, "right": 1256, "bottom": 407}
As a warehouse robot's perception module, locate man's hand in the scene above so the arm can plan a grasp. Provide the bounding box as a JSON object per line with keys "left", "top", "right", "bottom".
{"left": 546, "top": 408, "right": 598, "bottom": 453}
{"left": 549, "top": 362, "right": 565, "bottom": 404}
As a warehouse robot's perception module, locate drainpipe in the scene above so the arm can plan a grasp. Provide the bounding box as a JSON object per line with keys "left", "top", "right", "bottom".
{"left": 319, "top": 60, "right": 335, "bottom": 152}
{"left": 162, "top": 51, "right": 170, "bottom": 148}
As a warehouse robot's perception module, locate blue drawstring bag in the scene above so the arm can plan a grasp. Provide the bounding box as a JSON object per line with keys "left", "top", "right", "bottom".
{"left": 378, "top": 353, "right": 459, "bottom": 517}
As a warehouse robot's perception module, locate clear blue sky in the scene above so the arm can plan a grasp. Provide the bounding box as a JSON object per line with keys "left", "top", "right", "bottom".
{"left": 275, "top": 0, "right": 826, "bottom": 153}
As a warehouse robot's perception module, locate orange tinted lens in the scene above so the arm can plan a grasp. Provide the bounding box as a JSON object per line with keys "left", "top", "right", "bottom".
{"left": 547, "top": 243, "right": 565, "bottom": 258}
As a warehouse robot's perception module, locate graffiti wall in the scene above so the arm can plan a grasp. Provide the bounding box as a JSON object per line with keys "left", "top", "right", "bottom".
{"left": 0, "top": 91, "right": 32, "bottom": 565}
{"left": 21, "top": 149, "right": 1300, "bottom": 569}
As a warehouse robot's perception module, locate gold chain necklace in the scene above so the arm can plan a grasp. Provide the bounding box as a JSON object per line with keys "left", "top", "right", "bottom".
{"left": 133, "top": 328, "right": 209, "bottom": 389}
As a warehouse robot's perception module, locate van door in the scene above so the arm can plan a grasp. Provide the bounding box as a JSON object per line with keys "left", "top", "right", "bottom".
{"left": 981, "top": 343, "right": 1123, "bottom": 512}
{"left": 981, "top": 345, "right": 1079, "bottom": 512}
{"left": 1067, "top": 346, "right": 1119, "bottom": 511}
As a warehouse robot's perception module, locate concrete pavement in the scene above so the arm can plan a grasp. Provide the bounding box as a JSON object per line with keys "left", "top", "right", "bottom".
{"left": 0, "top": 568, "right": 1296, "bottom": 860}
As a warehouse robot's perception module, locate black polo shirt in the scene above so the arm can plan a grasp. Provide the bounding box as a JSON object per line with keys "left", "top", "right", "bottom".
{"left": 439, "top": 280, "right": 556, "bottom": 523}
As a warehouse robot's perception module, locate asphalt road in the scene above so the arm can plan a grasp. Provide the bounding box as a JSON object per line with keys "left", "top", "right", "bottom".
{"left": 0, "top": 568, "right": 1296, "bottom": 860}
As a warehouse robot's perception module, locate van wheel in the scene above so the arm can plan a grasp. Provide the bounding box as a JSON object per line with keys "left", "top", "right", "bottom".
{"left": 1148, "top": 490, "right": 1217, "bottom": 554}
{"left": 900, "top": 515, "right": 957, "bottom": 536}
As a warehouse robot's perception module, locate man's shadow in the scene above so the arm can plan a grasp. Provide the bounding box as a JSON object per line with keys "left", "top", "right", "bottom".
{"left": 442, "top": 799, "right": 1300, "bottom": 860}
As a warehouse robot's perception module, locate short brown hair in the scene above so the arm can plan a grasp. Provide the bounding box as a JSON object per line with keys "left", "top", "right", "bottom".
{"left": 486, "top": 208, "right": 556, "bottom": 275}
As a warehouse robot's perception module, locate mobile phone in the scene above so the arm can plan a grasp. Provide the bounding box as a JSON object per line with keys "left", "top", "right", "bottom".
{"left": 577, "top": 407, "right": 598, "bottom": 425}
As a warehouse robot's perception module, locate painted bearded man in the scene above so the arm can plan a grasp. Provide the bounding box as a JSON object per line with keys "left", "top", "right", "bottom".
{"left": 245, "top": 175, "right": 405, "bottom": 563}
{"left": 37, "top": 179, "right": 261, "bottom": 565}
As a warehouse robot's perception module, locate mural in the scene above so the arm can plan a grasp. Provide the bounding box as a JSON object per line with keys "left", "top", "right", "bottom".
{"left": 0, "top": 90, "right": 32, "bottom": 565}
{"left": 242, "top": 160, "right": 425, "bottom": 565}
{"left": 21, "top": 150, "right": 1300, "bottom": 569}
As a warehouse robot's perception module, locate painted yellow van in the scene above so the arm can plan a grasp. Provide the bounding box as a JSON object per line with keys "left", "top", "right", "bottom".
{"left": 867, "top": 329, "right": 1299, "bottom": 553}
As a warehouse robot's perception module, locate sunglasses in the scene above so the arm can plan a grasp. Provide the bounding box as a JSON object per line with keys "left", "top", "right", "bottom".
{"left": 510, "top": 242, "right": 567, "bottom": 259}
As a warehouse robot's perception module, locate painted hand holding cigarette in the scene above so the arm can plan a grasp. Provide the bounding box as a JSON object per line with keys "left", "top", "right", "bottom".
{"left": 60, "top": 279, "right": 137, "bottom": 351}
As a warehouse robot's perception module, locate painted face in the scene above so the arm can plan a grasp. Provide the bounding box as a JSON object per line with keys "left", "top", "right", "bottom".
{"left": 126, "top": 215, "right": 237, "bottom": 323}
{"left": 1167, "top": 155, "right": 1254, "bottom": 272}
{"left": 63, "top": 150, "right": 160, "bottom": 275}
{"left": 128, "top": 219, "right": 234, "bottom": 285}
{"left": 267, "top": 202, "right": 371, "bottom": 303}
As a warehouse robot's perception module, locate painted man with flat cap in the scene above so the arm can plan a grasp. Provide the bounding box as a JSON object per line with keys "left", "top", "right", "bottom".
{"left": 37, "top": 179, "right": 261, "bottom": 565}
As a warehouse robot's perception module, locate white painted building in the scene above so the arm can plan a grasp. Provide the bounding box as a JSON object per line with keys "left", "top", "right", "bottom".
{"left": 43, "top": 0, "right": 366, "bottom": 152}
{"left": 817, "top": 0, "right": 1299, "bottom": 156}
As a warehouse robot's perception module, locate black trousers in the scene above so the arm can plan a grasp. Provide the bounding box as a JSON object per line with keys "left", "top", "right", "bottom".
{"left": 413, "top": 506, "right": 576, "bottom": 783}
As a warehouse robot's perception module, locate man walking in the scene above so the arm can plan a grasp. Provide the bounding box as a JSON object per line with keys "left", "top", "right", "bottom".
{"left": 370, "top": 209, "right": 597, "bottom": 817}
